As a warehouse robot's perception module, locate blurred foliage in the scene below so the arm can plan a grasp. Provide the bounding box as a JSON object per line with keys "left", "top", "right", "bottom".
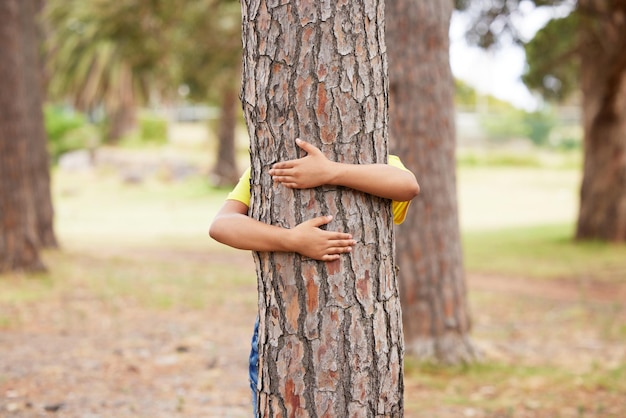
{"left": 457, "top": 151, "right": 542, "bottom": 168}
{"left": 44, "top": 0, "right": 181, "bottom": 111}
{"left": 454, "top": 79, "right": 517, "bottom": 111}
{"left": 523, "top": 108, "right": 558, "bottom": 146}
{"left": 139, "top": 113, "right": 169, "bottom": 145}
{"left": 480, "top": 108, "right": 528, "bottom": 141}
{"left": 479, "top": 106, "right": 558, "bottom": 147}
{"left": 455, "top": 0, "right": 570, "bottom": 48}
{"left": 455, "top": 0, "right": 581, "bottom": 104}
{"left": 523, "top": 14, "right": 580, "bottom": 101}
{"left": 44, "top": 106, "right": 99, "bottom": 162}
{"left": 455, "top": 79, "right": 579, "bottom": 150}
{"left": 43, "top": 0, "right": 242, "bottom": 137}
{"left": 175, "top": 0, "right": 241, "bottom": 103}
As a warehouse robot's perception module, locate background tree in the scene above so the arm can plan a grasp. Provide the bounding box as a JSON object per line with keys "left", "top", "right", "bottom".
{"left": 240, "top": 0, "right": 404, "bottom": 415}
{"left": 45, "top": 0, "right": 245, "bottom": 186}
{"left": 387, "top": 0, "right": 476, "bottom": 364}
{"left": 458, "top": 0, "right": 626, "bottom": 242}
{"left": 20, "top": 0, "right": 57, "bottom": 248}
{"left": 0, "top": 0, "right": 45, "bottom": 272}
{"left": 44, "top": 0, "right": 180, "bottom": 142}
{"left": 177, "top": 0, "right": 242, "bottom": 186}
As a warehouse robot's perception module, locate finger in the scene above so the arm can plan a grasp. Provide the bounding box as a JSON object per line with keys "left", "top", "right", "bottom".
{"left": 271, "top": 175, "right": 291, "bottom": 182}
{"left": 295, "top": 138, "right": 320, "bottom": 155}
{"left": 271, "top": 161, "right": 295, "bottom": 170}
{"left": 326, "top": 246, "right": 353, "bottom": 255}
{"left": 308, "top": 215, "right": 333, "bottom": 228}
{"left": 328, "top": 238, "right": 356, "bottom": 247}
{"left": 269, "top": 168, "right": 291, "bottom": 176}
{"left": 321, "top": 254, "right": 341, "bottom": 261}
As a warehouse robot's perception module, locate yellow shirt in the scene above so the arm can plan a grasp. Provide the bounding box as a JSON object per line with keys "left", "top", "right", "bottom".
{"left": 227, "top": 155, "right": 411, "bottom": 224}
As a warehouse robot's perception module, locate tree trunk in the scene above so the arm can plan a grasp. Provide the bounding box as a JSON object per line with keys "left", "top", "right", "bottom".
{"left": 211, "top": 86, "right": 240, "bottom": 187}
{"left": 106, "top": 65, "right": 136, "bottom": 143}
{"left": 19, "top": 0, "right": 58, "bottom": 248}
{"left": 241, "top": 1, "right": 404, "bottom": 416}
{"left": 576, "top": 2, "right": 626, "bottom": 242}
{"left": 386, "top": 0, "right": 476, "bottom": 364}
{"left": 0, "top": 0, "right": 45, "bottom": 273}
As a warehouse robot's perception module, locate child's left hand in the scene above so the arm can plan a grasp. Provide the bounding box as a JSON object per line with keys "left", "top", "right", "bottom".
{"left": 269, "top": 139, "right": 337, "bottom": 189}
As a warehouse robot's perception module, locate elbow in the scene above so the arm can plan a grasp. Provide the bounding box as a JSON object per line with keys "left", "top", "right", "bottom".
{"left": 209, "top": 220, "right": 225, "bottom": 243}
{"left": 401, "top": 175, "right": 420, "bottom": 201}
{"left": 411, "top": 179, "right": 420, "bottom": 199}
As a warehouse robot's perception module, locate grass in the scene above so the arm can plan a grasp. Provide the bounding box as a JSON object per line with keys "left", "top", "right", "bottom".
{"left": 463, "top": 223, "right": 626, "bottom": 281}
{"left": 455, "top": 164, "right": 626, "bottom": 281}
{"left": 2, "top": 152, "right": 626, "bottom": 417}
{"left": 457, "top": 148, "right": 583, "bottom": 170}
{"left": 404, "top": 360, "right": 626, "bottom": 416}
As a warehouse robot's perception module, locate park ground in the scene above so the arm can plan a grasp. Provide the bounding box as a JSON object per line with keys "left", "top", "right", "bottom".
{"left": 1, "top": 144, "right": 625, "bottom": 417}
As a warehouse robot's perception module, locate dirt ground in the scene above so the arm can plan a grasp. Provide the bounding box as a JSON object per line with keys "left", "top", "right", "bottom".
{"left": 1, "top": 247, "right": 625, "bottom": 418}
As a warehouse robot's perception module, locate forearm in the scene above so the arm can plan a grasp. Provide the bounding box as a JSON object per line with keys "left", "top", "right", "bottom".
{"left": 329, "top": 162, "right": 420, "bottom": 201}
{"left": 209, "top": 212, "right": 294, "bottom": 253}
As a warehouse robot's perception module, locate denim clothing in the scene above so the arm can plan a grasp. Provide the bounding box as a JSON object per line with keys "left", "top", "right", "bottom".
{"left": 249, "top": 317, "right": 259, "bottom": 416}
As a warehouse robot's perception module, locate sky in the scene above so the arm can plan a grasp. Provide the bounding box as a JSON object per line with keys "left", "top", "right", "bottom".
{"left": 449, "top": 3, "right": 574, "bottom": 110}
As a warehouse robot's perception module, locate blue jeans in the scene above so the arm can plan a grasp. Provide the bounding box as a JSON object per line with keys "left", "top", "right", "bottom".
{"left": 249, "top": 317, "right": 259, "bottom": 416}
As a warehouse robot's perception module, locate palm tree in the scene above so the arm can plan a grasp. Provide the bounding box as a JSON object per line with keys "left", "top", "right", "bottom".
{"left": 44, "top": 0, "right": 178, "bottom": 142}
{"left": 176, "top": 0, "right": 242, "bottom": 186}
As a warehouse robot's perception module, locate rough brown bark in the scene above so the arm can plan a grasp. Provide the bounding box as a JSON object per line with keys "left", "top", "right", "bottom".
{"left": 211, "top": 86, "right": 240, "bottom": 187}
{"left": 0, "top": 0, "right": 45, "bottom": 273}
{"left": 241, "top": 0, "right": 404, "bottom": 416}
{"left": 576, "top": 2, "right": 626, "bottom": 242}
{"left": 19, "top": 0, "right": 58, "bottom": 248}
{"left": 386, "top": 0, "right": 476, "bottom": 364}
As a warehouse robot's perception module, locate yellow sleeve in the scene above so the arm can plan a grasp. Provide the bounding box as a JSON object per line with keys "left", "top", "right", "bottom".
{"left": 226, "top": 167, "right": 251, "bottom": 207}
{"left": 228, "top": 159, "right": 412, "bottom": 224}
{"left": 388, "top": 155, "right": 412, "bottom": 225}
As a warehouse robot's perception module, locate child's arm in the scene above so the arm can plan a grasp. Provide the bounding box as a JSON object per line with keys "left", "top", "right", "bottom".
{"left": 209, "top": 200, "right": 356, "bottom": 261}
{"left": 269, "top": 139, "right": 420, "bottom": 201}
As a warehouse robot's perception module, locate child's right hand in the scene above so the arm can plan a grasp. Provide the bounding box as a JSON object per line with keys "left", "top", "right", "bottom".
{"left": 289, "top": 215, "right": 356, "bottom": 261}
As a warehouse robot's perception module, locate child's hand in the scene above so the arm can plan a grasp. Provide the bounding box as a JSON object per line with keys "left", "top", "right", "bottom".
{"left": 288, "top": 215, "right": 355, "bottom": 261}
{"left": 269, "top": 139, "right": 337, "bottom": 189}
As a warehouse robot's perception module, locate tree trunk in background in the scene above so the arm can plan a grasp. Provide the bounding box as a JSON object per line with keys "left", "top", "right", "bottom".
{"left": 576, "top": 2, "right": 626, "bottom": 242}
{"left": 241, "top": 0, "right": 404, "bottom": 416}
{"left": 19, "top": 0, "right": 58, "bottom": 248}
{"left": 387, "top": 0, "right": 476, "bottom": 364}
{"left": 0, "top": 0, "right": 45, "bottom": 272}
{"left": 211, "top": 86, "right": 239, "bottom": 187}
{"left": 106, "top": 65, "right": 136, "bottom": 143}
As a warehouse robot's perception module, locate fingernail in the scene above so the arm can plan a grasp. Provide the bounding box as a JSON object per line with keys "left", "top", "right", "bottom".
{"left": 295, "top": 138, "right": 302, "bottom": 144}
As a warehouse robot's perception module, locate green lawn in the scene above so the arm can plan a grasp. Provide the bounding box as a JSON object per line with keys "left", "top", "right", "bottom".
{"left": 456, "top": 166, "right": 626, "bottom": 281}
{"left": 2, "top": 160, "right": 624, "bottom": 417}
{"left": 50, "top": 164, "right": 626, "bottom": 281}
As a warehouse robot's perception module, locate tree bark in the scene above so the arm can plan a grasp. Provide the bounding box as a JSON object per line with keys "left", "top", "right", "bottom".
{"left": 19, "top": 0, "right": 58, "bottom": 248}
{"left": 576, "top": 2, "right": 626, "bottom": 242}
{"left": 211, "top": 86, "right": 240, "bottom": 187}
{"left": 386, "top": 0, "right": 476, "bottom": 364}
{"left": 0, "top": 0, "right": 45, "bottom": 273}
{"left": 241, "top": 1, "right": 404, "bottom": 416}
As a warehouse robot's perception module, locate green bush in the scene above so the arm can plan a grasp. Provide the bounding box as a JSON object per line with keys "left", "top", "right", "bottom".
{"left": 480, "top": 109, "right": 528, "bottom": 142}
{"left": 457, "top": 151, "right": 542, "bottom": 168}
{"left": 523, "top": 109, "right": 557, "bottom": 147}
{"left": 139, "top": 113, "right": 168, "bottom": 144}
{"left": 44, "top": 106, "right": 99, "bottom": 162}
{"left": 480, "top": 107, "right": 558, "bottom": 147}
